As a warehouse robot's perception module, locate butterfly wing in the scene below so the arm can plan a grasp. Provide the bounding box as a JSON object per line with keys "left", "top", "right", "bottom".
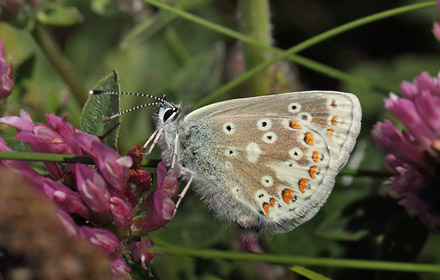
{"left": 181, "top": 91, "right": 361, "bottom": 233}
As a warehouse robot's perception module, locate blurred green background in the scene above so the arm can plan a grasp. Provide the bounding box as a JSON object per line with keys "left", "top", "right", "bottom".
{"left": 1, "top": 0, "right": 440, "bottom": 279}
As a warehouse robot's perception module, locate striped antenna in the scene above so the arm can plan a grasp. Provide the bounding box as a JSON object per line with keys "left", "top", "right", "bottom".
{"left": 102, "top": 102, "right": 163, "bottom": 121}
{"left": 89, "top": 90, "right": 175, "bottom": 108}
{"left": 89, "top": 90, "right": 178, "bottom": 121}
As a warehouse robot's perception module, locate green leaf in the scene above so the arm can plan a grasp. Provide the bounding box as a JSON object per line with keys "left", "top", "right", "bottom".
{"left": 80, "top": 70, "right": 121, "bottom": 150}
{"left": 37, "top": 3, "right": 83, "bottom": 26}
{"left": 290, "top": 266, "right": 331, "bottom": 280}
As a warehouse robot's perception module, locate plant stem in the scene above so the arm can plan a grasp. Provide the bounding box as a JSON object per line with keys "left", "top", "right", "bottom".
{"left": 0, "top": 151, "right": 388, "bottom": 177}
{"left": 154, "top": 246, "right": 440, "bottom": 273}
{"left": 144, "top": 0, "right": 374, "bottom": 97}
{"left": 197, "top": 1, "right": 437, "bottom": 106}
{"left": 143, "top": 0, "right": 436, "bottom": 106}
{"left": 237, "top": 0, "right": 272, "bottom": 96}
{"left": 290, "top": 266, "right": 330, "bottom": 280}
{"left": 0, "top": 151, "right": 93, "bottom": 164}
{"left": 31, "top": 23, "right": 87, "bottom": 105}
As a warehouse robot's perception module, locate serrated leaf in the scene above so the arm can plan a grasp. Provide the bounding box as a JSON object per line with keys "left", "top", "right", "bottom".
{"left": 37, "top": 3, "right": 83, "bottom": 26}
{"left": 80, "top": 70, "right": 121, "bottom": 150}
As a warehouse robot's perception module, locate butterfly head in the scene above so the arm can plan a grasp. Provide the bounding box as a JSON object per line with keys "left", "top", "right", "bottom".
{"left": 156, "top": 103, "right": 180, "bottom": 127}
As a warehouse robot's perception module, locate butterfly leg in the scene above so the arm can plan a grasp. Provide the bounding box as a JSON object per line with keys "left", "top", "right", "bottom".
{"left": 144, "top": 128, "right": 164, "bottom": 155}
{"left": 169, "top": 133, "right": 179, "bottom": 173}
{"left": 143, "top": 129, "right": 158, "bottom": 149}
{"left": 173, "top": 172, "right": 194, "bottom": 217}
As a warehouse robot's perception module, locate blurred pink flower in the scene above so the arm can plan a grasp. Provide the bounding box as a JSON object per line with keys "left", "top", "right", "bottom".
{"left": 0, "top": 37, "right": 14, "bottom": 100}
{"left": 132, "top": 240, "right": 155, "bottom": 270}
{"left": 110, "top": 252, "right": 131, "bottom": 275}
{"left": 372, "top": 72, "right": 440, "bottom": 233}
{"left": 43, "top": 179, "right": 90, "bottom": 219}
{"left": 73, "top": 132, "right": 132, "bottom": 192}
{"left": 0, "top": 109, "right": 182, "bottom": 274}
{"left": 134, "top": 162, "right": 178, "bottom": 233}
{"left": 0, "top": 110, "right": 184, "bottom": 275}
{"left": 156, "top": 160, "right": 179, "bottom": 199}
{"left": 134, "top": 188, "right": 175, "bottom": 233}
{"left": 79, "top": 226, "right": 120, "bottom": 254}
{"left": 76, "top": 164, "right": 111, "bottom": 213}
{"left": 433, "top": 22, "right": 440, "bottom": 41}
{"left": 109, "top": 194, "right": 133, "bottom": 229}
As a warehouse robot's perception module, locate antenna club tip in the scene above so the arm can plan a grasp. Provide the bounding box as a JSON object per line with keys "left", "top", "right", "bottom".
{"left": 90, "top": 90, "right": 105, "bottom": 95}
{"left": 102, "top": 116, "right": 112, "bottom": 122}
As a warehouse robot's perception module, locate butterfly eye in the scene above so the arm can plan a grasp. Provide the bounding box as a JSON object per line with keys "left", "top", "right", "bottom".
{"left": 163, "top": 108, "right": 177, "bottom": 122}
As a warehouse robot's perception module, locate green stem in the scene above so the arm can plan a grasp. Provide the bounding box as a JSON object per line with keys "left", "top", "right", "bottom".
{"left": 154, "top": 246, "right": 440, "bottom": 273}
{"left": 237, "top": 0, "right": 272, "bottom": 96}
{"left": 121, "top": 0, "right": 213, "bottom": 48}
{"left": 144, "top": 0, "right": 373, "bottom": 95}
{"left": 0, "top": 151, "right": 389, "bottom": 177}
{"left": 143, "top": 0, "right": 436, "bottom": 106}
{"left": 290, "top": 266, "right": 330, "bottom": 280}
{"left": 0, "top": 151, "right": 93, "bottom": 164}
{"left": 197, "top": 1, "right": 436, "bottom": 106}
{"left": 31, "top": 23, "right": 87, "bottom": 105}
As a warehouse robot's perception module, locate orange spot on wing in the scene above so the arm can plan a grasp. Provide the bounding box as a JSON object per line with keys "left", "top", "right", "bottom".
{"left": 309, "top": 166, "right": 317, "bottom": 179}
{"left": 327, "top": 128, "right": 334, "bottom": 136}
{"left": 282, "top": 189, "right": 295, "bottom": 204}
{"left": 299, "top": 178, "right": 309, "bottom": 193}
{"left": 304, "top": 132, "right": 314, "bottom": 146}
{"left": 269, "top": 198, "right": 276, "bottom": 206}
{"left": 289, "top": 120, "right": 302, "bottom": 129}
{"left": 263, "top": 203, "right": 271, "bottom": 216}
{"left": 312, "top": 151, "right": 319, "bottom": 162}
{"left": 331, "top": 116, "right": 338, "bottom": 126}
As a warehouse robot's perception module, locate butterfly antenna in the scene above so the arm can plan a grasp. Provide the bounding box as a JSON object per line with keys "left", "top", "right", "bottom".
{"left": 102, "top": 102, "right": 163, "bottom": 121}
{"left": 90, "top": 90, "right": 175, "bottom": 108}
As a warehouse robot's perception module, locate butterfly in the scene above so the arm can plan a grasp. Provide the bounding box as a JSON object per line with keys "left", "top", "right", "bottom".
{"left": 92, "top": 90, "right": 361, "bottom": 234}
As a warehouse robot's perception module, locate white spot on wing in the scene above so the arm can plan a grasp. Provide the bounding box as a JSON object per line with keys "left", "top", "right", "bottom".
{"left": 246, "top": 142, "right": 262, "bottom": 163}
{"left": 225, "top": 161, "right": 233, "bottom": 169}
